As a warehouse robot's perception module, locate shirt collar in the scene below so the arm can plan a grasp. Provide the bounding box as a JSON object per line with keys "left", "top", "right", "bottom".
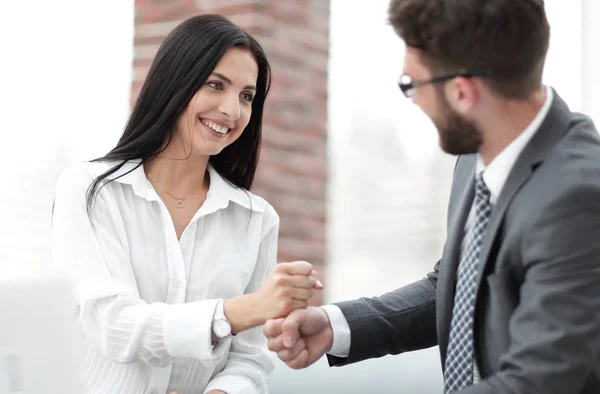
{"left": 476, "top": 86, "right": 553, "bottom": 204}
{"left": 205, "top": 165, "right": 263, "bottom": 212}
{"left": 90, "top": 159, "right": 263, "bottom": 213}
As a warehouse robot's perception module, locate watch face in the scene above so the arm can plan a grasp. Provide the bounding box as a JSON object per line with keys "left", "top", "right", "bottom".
{"left": 213, "top": 319, "right": 231, "bottom": 338}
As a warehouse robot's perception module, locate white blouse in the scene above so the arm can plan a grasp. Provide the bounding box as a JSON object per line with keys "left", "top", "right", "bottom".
{"left": 51, "top": 160, "right": 279, "bottom": 394}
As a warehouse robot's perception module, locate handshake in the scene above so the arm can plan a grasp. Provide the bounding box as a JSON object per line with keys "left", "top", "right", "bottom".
{"left": 260, "top": 261, "right": 335, "bottom": 370}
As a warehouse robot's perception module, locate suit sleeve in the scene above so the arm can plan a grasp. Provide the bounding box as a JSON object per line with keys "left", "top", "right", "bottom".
{"left": 327, "top": 263, "right": 439, "bottom": 366}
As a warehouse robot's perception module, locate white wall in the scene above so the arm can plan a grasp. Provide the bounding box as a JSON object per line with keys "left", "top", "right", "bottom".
{"left": 538, "top": 0, "right": 599, "bottom": 124}
{"left": 0, "top": 0, "right": 134, "bottom": 278}
{"left": 543, "top": 0, "right": 583, "bottom": 111}
{"left": 582, "top": 0, "right": 600, "bottom": 127}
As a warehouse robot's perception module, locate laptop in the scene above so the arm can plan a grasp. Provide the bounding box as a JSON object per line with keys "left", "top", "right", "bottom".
{"left": 0, "top": 276, "right": 85, "bottom": 394}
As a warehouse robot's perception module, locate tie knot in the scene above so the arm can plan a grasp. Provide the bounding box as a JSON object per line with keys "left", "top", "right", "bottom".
{"left": 475, "top": 172, "right": 491, "bottom": 203}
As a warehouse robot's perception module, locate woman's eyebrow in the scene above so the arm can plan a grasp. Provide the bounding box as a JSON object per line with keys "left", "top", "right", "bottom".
{"left": 211, "top": 72, "right": 256, "bottom": 91}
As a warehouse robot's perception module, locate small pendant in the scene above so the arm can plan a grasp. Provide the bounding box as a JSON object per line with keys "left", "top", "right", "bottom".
{"left": 176, "top": 200, "right": 185, "bottom": 208}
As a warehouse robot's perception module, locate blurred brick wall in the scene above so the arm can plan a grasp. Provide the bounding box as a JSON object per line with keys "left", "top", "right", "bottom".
{"left": 133, "top": 0, "right": 329, "bottom": 304}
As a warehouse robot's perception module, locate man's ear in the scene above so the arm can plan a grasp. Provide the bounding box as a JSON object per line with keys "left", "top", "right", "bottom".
{"left": 445, "top": 77, "right": 478, "bottom": 115}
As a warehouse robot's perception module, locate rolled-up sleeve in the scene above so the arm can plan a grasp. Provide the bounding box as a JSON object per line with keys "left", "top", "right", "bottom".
{"left": 203, "top": 205, "right": 279, "bottom": 393}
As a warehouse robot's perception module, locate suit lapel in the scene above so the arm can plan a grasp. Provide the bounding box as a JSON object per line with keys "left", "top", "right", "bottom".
{"left": 437, "top": 155, "right": 476, "bottom": 361}
{"left": 473, "top": 157, "right": 533, "bottom": 295}
{"left": 473, "top": 89, "right": 572, "bottom": 311}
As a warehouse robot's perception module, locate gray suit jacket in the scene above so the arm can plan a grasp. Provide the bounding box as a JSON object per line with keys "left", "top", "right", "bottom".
{"left": 327, "top": 91, "right": 600, "bottom": 394}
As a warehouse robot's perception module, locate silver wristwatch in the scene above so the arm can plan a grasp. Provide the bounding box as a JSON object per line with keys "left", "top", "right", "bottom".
{"left": 211, "top": 298, "right": 232, "bottom": 344}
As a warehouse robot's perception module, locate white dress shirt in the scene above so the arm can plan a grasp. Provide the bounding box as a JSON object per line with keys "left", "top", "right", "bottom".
{"left": 52, "top": 160, "right": 279, "bottom": 394}
{"left": 324, "top": 87, "right": 554, "bottom": 359}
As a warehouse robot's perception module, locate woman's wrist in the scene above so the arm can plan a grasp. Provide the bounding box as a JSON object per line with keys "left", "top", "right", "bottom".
{"left": 223, "top": 293, "right": 265, "bottom": 334}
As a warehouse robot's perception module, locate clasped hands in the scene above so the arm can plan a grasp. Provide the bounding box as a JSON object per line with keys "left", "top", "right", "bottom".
{"left": 262, "top": 261, "right": 334, "bottom": 370}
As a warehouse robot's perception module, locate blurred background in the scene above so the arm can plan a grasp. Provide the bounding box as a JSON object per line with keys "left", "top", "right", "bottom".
{"left": 1, "top": 0, "right": 599, "bottom": 393}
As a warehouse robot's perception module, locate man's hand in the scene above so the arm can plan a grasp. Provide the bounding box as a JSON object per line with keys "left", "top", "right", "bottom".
{"left": 263, "top": 306, "right": 334, "bottom": 369}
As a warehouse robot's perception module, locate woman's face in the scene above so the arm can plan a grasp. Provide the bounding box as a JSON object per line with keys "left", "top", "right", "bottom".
{"left": 175, "top": 47, "right": 259, "bottom": 157}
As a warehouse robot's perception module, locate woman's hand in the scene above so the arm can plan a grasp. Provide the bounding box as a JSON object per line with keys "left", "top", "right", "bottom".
{"left": 223, "top": 261, "right": 323, "bottom": 334}
{"left": 254, "top": 261, "right": 323, "bottom": 320}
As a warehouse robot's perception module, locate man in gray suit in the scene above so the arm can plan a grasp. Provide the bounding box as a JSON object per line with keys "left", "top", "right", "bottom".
{"left": 263, "top": 0, "right": 600, "bottom": 393}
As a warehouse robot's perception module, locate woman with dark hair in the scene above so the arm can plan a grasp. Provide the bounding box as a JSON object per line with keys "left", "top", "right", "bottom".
{"left": 51, "top": 14, "right": 320, "bottom": 394}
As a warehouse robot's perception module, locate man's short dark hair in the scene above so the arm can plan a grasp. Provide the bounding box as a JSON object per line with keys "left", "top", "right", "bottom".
{"left": 388, "top": 0, "right": 550, "bottom": 98}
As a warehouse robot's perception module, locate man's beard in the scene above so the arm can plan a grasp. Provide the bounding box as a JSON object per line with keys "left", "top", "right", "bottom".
{"left": 433, "top": 92, "right": 483, "bottom": 156}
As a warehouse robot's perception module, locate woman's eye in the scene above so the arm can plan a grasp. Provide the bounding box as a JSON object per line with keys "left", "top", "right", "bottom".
{"left": 241, "top": 92, "right": 254, "bottom": 102}
{"left": 207, "top": 81, "right": 222, "bottom": 90}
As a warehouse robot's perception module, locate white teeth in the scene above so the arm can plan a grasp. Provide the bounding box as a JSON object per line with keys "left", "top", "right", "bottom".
{"left": 202, "top": 119, "right": 229, "bottom": 134}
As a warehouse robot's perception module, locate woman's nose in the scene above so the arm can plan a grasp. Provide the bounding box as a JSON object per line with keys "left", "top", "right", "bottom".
{"left": 218, "top": 94, "right": 241, "bottom": 121}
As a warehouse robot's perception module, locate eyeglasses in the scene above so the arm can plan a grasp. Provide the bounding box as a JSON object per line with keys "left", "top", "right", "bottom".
{"left": 398, "top": 70, "right": 493, "bottom": 98}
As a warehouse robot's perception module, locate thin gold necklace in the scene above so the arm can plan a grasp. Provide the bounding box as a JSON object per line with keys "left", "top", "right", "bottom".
{"left": 146, "top": 172, "right": 208, "bottom": 209}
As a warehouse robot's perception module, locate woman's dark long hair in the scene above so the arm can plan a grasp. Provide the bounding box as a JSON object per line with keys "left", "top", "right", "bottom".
{"left": 85, "top": 14, "right": 271, "bottom": 214}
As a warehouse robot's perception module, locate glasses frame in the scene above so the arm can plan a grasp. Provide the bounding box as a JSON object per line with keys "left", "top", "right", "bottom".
{"left": 398, "top": 70, "right": 493, "bottom": 98}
